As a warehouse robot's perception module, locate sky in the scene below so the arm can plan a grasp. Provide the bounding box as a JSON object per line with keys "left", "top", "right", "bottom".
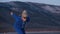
{"left": 0, "top": 0, "right": 60, "bottom": 6}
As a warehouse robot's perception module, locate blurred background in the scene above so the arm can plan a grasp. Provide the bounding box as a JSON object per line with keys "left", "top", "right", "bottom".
{"left": 0, "top": 0, "right": 60, "bottom": 34}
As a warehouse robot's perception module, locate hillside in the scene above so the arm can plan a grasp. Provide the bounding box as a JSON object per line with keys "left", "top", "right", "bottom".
{"left": 0, "top": 1, "right": 60, "bottom": 32}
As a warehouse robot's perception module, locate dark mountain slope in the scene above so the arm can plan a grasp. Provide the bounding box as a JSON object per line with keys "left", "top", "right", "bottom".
{"left": 0, "top": 1, "right": 60, "bottom": 32}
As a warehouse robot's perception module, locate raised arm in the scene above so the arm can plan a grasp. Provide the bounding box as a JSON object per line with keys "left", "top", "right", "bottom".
{"left": 10, "top": 12, "right": 19, "bottom": 21}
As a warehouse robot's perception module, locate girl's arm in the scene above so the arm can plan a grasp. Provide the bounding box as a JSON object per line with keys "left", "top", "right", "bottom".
{"left": 10, "top": 12, "right": 19, "bottom": 21}
{"left": 26, "top": 16, "right": 30, "bottom": 22}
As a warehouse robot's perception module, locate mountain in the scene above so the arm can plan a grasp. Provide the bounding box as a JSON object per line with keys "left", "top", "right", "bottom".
{"left": 0, "top": 1, "right": 60, "bottom": 32}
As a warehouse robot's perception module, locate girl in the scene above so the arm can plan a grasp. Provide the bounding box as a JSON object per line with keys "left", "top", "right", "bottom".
{"left": 10, "top": 10, "right": 30, "bottom": 34}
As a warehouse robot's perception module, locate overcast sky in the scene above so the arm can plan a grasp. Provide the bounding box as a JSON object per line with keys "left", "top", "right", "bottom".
{"left": 0, "top": 0, "right": 60, "bottom": 6}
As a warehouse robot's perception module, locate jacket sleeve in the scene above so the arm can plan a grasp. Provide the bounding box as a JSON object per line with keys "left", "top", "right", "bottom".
{"left": 26, "top": 16, "right": 30, "bottom": 22}
{"left": 12, "top": 14, "right": 19, "bottom": 22}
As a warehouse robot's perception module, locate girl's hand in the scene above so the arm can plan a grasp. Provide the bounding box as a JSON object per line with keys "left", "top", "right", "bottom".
{"left": 10, "top": 12, "right": 13, "bottom": 15}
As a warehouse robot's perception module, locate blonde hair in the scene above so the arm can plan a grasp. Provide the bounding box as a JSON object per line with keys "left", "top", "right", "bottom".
{"left": 22, "top": 10, "right": 27, "bottom": 14}
{"left": 21, "top": 10, "right": 28, "bottom": 17}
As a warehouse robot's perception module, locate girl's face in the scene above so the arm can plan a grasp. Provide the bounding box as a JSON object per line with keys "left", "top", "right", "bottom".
{"left": 21, "top": 10, "right": 27, "bottom": 22}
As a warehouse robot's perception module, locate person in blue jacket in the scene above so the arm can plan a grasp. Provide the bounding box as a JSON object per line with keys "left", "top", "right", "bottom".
{"left": 10, "top": 10, "right": 30, "bottom": 34}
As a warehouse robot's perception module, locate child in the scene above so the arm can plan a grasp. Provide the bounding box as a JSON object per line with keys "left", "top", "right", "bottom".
{"left": 10, "top": 10, "right": 30, "bottom": 34}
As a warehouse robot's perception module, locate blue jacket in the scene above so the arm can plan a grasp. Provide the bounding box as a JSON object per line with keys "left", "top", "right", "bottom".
{"left": 12, "top": 14, "right": 30, "bottom": 34}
